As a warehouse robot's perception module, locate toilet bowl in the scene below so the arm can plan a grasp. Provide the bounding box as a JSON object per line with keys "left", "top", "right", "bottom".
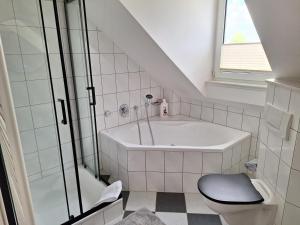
{"left": 198, "top": 174, "right": 277, "bottom": 225}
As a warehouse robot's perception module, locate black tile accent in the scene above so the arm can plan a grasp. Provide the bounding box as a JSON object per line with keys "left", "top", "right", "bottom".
{"left": 187, "top": 214, "right": 222, "bottom": 225}
{"left": 123, "top": 211, "right": 134, "bottom": 218}
{"left": 122, "top": 191, "right": 130, "bottom": 209}
{"left": 156, "top": 192, "right": 186, "bottom": 213}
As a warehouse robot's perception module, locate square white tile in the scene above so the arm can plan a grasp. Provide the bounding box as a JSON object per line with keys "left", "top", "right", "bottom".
{"left": 20, "top": 130, "right": 37, "bottom": 154}
{"left": 11, "top": 82, "right": 29, "bottom": 107}
{"left": 15, "top": 107, "right": 33, "bottom": 131}
{"left": 129, "top": 72, "right": 141, "bottom": 91}
{"left": 242, "top": 115, "right": 260, "bottom": 137}
{"left": 128, "top": 151, "right": 145, "bottom": 171}
{"left": 128, "top": 172, "right": 147, "bottom": 191}
{"left": 102, "top": 75, "right": 116, "bottom": 94}
{"left": 213, "top": 109, "right": 227, "bottom": 126}
{"left": 100, "top": 54, "right": 115, "bottom": 74}
{"left": 146, "top": 172, "right": 164, "bottom": 192}
{"left": 27, "top": 80, "right": 51, "bottom": 105}
{"left": 114, "top": 54, "right": 128, "bottom": 74}
{"left": 227, "top": 112, "right": 242, "bottom": 129}
{"left": 35, "top": 126, "right": 57, "bottom": 150}
{"left": 273, "top": 85, "right": 291, "bottom": 111}
{"left": 286, "top": 169, "right": 300, "bottom": 207}
{"left": 156, "top": 212, "right": 188, "bottom": 225}
{"left": 263, "top": 149, "right": 280, "bottom": 188}
{"left": 201, "top": 107, "right": 213, "bottom": 122}
{"left": 276, "top": 161, "right": 291, "bottom": 199}
{"left": 183, "top": 173, "right": 201, "bottom": 193}
{"left": 165, "top": 152, "right": 183, "bottom": 172}
{"left": 190, "top": 105, "right": 201, "bottom": 119}
{"left": 185, "top": 193, "right": 217, "bottom": 214}
{"left": 165, "top": 173, "right": 182, "bottom": 193}
{"left": 98, "top": 32, "right": 114, "bottom": 53}
{"left": 146, "top": 151, "right": 164, "bottom": 172}
{"left": 128, "top": 57, "right": 139, "bottom": 72}
{"left": 203, "top": 153, "right": 222, "bottom": 173}
{"left": 116, "top": 73, "right": 129, "bottom": 92}
{"left": 103, "top": 94, "right": 118, "bottom": 112}
{"left": 126, "top": 192, "right": 156, "bottom": 211}
{"left": 183, "top": 152, "right": 202, "bottom": 173}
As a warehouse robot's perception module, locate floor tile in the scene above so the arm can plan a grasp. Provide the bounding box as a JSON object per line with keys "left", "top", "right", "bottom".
{"left": 125, "top": 192, "right": 157, "bottom": 211}
{"left": 121, "top": 191, "right": 130, "bottom": 209}
{"left": 185, "top": 193, "right": 217, "bottom": 214}
{"left": 123, "top": 211, "right": 134, "bottom": 218}
{"left": 156, "top": 192, "right": 186, "bottom": 213}
{"left": 156, "top": 212, "right": 188, "bottom": 225}
{"left": 187, "top": 214, "right": 222, "bottom": 225}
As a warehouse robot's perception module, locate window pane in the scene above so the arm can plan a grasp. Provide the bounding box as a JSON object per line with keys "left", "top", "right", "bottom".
{"left": 224, "top": 0, "right": 260, "bottom": 44}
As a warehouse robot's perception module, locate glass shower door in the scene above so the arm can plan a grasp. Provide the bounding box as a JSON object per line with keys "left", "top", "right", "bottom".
{"left": 64, "top": 0, "right": 101, "bottom": 178}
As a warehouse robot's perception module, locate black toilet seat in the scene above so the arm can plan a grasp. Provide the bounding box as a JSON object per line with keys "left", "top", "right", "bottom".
{"left": 198, "top": 173, "right": 264, "bottom": 205}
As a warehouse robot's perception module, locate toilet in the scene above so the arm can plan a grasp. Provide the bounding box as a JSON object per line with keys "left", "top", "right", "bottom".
{"left": 198, "top": 174, "right": 277, "bottom": 225}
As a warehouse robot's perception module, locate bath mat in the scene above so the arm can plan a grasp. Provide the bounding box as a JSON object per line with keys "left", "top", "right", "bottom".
{"left": 115, "top": 208, "right": 166, "bottom": 225}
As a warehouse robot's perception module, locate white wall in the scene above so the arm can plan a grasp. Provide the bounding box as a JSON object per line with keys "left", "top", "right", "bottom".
{"left": 245, "top": 0, "right": 300, "bottom": 78}
{"left": 85, "top": 0, "right": 219, "bottom": 99}
{"left": 120, "top": 0, "right": 218, "bottom": 95}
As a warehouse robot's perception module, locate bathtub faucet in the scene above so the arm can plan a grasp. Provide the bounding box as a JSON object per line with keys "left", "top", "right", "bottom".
{"left": 145, "top": 94, "right": 153, "bottom": 106}
{"left": 145, "top": 94, "right": 155, "bottom": 145}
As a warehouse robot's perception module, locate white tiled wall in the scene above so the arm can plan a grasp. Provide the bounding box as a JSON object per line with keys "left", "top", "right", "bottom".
{"left": 101, "top": 132, "right": 251, "bottom": 193}
{"left": 163, "top": 91, "right": 263, "bottom": 159}
{"left": 86, "top": 30, "right": 163, "bottom": 132}
{"left": 257, "top": 81, "right": 300, "bottom": 225}
{"left": 0, "top": 0, "right": 82, "bottom": 181}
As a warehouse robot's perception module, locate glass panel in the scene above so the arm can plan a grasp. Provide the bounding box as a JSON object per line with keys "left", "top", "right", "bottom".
{"left": 65, "top": 0, "right": 100, "bottom": 180}
{"left": 224, "top": 0, "right": 260, "bottom": 44}
{"left": 0, "top": 0, "right": 74, "bottom": 224}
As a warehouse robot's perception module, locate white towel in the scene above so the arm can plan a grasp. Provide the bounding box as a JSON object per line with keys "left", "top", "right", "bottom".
{"left": 94, "top": 180, "right": 122, "bottom": 206}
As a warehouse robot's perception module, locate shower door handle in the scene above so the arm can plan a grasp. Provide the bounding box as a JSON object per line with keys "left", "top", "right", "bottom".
{"left": 87, "top": 86, "right": 96, "bottom": 106}
{"left": 58, "top": 99, "right": 67, "bottom": 125}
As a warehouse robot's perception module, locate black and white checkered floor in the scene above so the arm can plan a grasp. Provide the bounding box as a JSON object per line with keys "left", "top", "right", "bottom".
{"left": 121, "top": 191, "right": 223, "bottom": 225}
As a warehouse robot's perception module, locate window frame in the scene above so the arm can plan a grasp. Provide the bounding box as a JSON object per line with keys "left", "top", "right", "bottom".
{"left": 214, "top": 0, "right": 274, "bottom": 82}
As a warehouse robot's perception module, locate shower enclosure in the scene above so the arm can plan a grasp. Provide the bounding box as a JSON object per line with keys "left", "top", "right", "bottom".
{"left": 0, "top": 0, "right": 119, "bottom": 224}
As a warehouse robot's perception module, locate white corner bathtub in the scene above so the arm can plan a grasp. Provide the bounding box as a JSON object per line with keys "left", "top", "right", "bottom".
{"left": 100, "top": 119, "right": 251, "bottom": 193}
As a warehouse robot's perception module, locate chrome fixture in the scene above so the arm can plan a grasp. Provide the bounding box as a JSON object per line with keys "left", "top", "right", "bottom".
{"left": 151, "top": 98, "right": 163, "bottom": 106}
{"left": 145, "top": 94, "right": 155, "bottom": 145}
{"left": 133, "top": 105, "right": 142, "bottom": 145}
{"left": 119, "top": 104, "right": 129, "bottom": 117}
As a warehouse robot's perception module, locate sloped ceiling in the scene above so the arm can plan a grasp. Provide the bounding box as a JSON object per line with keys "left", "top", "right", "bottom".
{"left": 86, "top": 0, "right": 218, "bottom": 99}
{"left": 245, "top": 0, "right": 300, "bottom": 78}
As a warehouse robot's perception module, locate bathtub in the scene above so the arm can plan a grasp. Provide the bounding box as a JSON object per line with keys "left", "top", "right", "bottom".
{"left": 100, "top": 119, "right": 251, "bottom": 193}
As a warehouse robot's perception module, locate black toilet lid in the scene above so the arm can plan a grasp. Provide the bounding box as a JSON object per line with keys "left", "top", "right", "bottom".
{"left": 198, "top": 173, "right": 264, "bottom": 205}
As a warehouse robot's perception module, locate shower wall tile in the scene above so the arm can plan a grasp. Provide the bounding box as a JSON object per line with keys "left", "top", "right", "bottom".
{"left": 20, "top": 130, "right": 38, "bottom": 154}
{"left": 1, "top": 0, "right": 84, "bottom": 181}
{"left": 0, "top": 0, "right": 15, "bottom": 26}
{"left": 0, "top": 25, "right": 20, "bottom": 54}
{"left": 5, "top": 54, "right": 25, "bottom": 81}
{"left": 35, "top": 126, "right": 58, "bottom": 150}
{"left": 10, "top": 82, "right": 30, "bottom": 107}
{"left": 13, "top": 0, "right": 41, "bottom": 27}
{"left": 15, "top": 106, "right": 34, "bottom": 131}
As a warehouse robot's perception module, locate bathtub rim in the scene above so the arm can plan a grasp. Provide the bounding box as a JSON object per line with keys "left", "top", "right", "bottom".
{"left": 100, "top": 120, "right": 251, "bottom": 152}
